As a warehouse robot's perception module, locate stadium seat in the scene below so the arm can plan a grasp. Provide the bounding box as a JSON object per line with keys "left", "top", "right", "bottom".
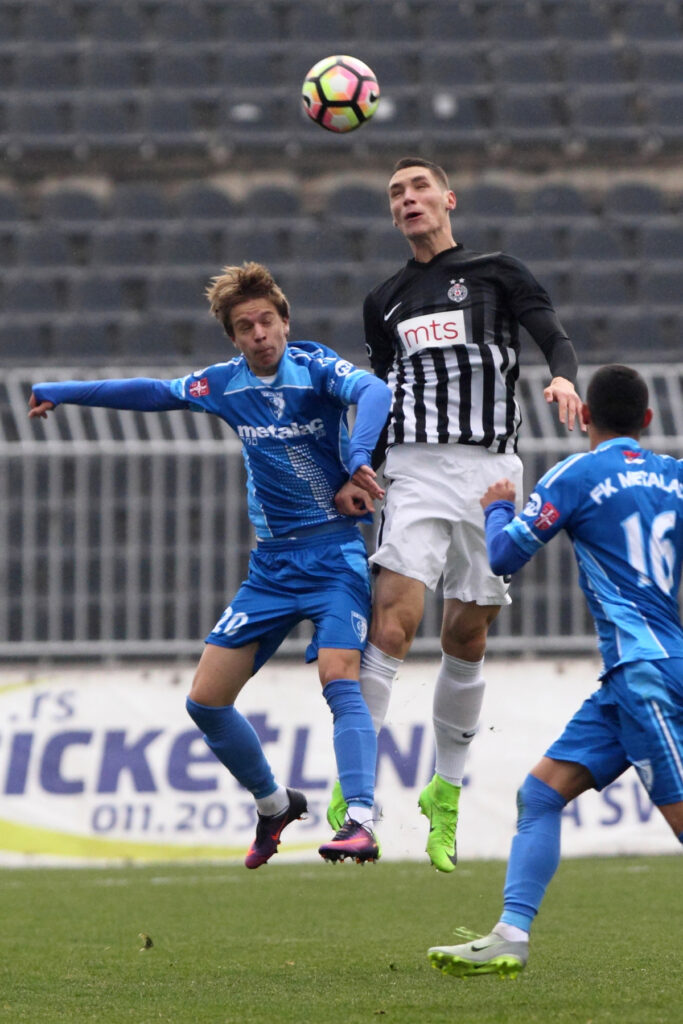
{"left": 553, "top": 2, "right": 611, "bottom": 42}
{"left": 569, "top": 88, "right": 642, "bottom": 147}
{"left": 648, "top": 87, "right": 683, "bottom": 144}
{"left": 642, "top": 267, "right": 680, "bottom": 307}
{"left": 174, "top": 183, "right": 238, "bottom": 222}
{"left": 293, "top": 222, "right": 356, "bottom": 263}
{"left": 150, "top": 52, "right": 215, "bottom": 89}
{"left": 110, "top": 184, "right": 171, "bottom": 221}
{"left": 4, "top": 277, "right": 62, "bottom": 313}
{"left": 500, "top": 225, "right": 561, "bottom": 263}
{"left": 356, "top": 2, "right": 414, "bottom": 40}
{"left": 73, "top": 275, "right": 131, "bottom": 312}
{"left": 422, "top": 3, "right": 479, "bottom": 42}
{"left": 563, "top": 47, "right": 627, "bottom": 86}
{"left": 241, "top": 185, "right": 301, "bottom": 218}
{"left": 143, "top": 96, "right": 211, "bottom": 143}
{"left": 364, "top": 224, "right": 411, "bottom": 263}
{"left": 458, "top": 183, "right": 518, "bottom": 218}
{"left": 567, "top": 225, "right": 628, "bottom": 262}
{"left": 9, "top": 98, "right": 73, "bottom": 143}
{"left": 492, "top": 90, "right": 564, "bottom": 145}
{"left": 150, "top": 274, "right": 207, "bottom": 312}
{"left": 153, "top": 3, "right": 216, "bottom": 41}
{"left": 638, "top": 222, "right": 683, "bottom": 260}
{"left": 484, "top": 4, "right": 545, "bottom": 43}
{"left": 74, "top": 97, "right": 137, "bottom": 144}
{"left": 91, "top": 228, "right": 154, "bottom": 267}
{"left": 490, "top": 50, "right": 554, "bottom": 85}
{"left": 218, "top": 50, "right": 283, "bottom": 89}
{"left": 159, "top": 228, "right": 220, "bottom": 266}
{"left": 602, "top": 181, "right": 667, "bottom": 222}
{"left": 620, "top": 2, "right": 681, "bottom": 41}
{"left": 529, "top": 183, "right": 590, "bottom": 220}
{"left": 16, "top": 228, "right": 73, "bottom": 267}
{"left": 0, "top": 323, "right": 53, "bottom": 359}
{"left": 81, "top": 51, "right": 141, "bottom": 89}
{"left": 427, "top": 49, "right": 489, "bottom": 87}
{"left": 89, "top": 3, "right": 147, "bottom": 42}
{"left": 636, "top": 48, "right": 683, "bottom": 85}
{"left": 14, "top": 52, "right": 79, "bottom": 91}
{"left": 21, "top": 3, "right": 79, "bottom": 42}
{"left": 224, "top": 2, "right": 281, "bottom": 42}
{"left": 288, "top": 2, "right": 355, "bottom": 42}
{"left": 570, "top": 268, "right": 631, "bottom": 307}
{"left": 41, "top": 187, "right": 104, "bottom": 222}
{"left": 0, "top": 189, "right": 22, "bottom": 221}
{"left": 325, "top": 184, "right": 385, "bottom": 222}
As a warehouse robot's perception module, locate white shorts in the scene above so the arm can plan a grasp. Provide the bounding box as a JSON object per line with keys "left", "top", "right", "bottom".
{"left": 370, "top": 443, "right": 523, "bottom": 605}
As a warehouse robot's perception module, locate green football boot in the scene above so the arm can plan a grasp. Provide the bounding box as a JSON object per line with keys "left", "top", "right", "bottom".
{"left": 326, "top": 779, "right": 348, "bottom": 831}
{"left": 418, "top": 773, "right": 460, "bottom": 872}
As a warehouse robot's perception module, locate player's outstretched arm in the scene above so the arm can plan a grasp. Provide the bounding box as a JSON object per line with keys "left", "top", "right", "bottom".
{"left": 543, "top": 376, "right": 586, "bottom": 432}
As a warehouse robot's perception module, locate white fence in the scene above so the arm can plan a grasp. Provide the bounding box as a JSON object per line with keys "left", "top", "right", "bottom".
{"left": 4, "top": 363, "right": 683, "bottom": 659}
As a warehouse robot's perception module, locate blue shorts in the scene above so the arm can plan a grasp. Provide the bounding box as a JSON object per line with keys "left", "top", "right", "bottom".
{"left": 546, "top": 658, "right": 683, "bottom": 806}
{"left": 205, "top": 526, "right": 371, "bottom": 673}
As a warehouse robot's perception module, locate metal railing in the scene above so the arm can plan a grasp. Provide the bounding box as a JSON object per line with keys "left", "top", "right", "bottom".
{"left": 3, "top": 363, "right": 682, "bottom": 659}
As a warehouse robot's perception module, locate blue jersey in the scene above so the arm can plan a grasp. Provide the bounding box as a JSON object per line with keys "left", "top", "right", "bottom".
{"left": 32, "top": 341, "right": 392, "bottom": 540}
{"left": 504, "top": 437, "right": 683, "bottom": 675}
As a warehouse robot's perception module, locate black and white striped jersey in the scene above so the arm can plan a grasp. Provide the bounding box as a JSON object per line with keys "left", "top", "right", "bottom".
{"left": 364, "top": 245, "right": 573, "bottom": 454}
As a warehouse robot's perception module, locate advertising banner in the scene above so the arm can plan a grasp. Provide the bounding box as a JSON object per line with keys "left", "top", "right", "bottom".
{"left": 0, "top": 658, "right": 675, "bottom": 865}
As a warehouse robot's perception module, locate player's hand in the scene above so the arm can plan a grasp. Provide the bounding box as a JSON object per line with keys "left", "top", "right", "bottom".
{"left": 350, "top": 464, "right": 385, "bottom": 501}
{"left": 28, "top": 393, "right": 55, "bottom": 419}
{"left": 480, "top": 478, "right": 516, "bottom": 510}
{"left": 543, "top": 377, "right": 586, "bottom": 432}
{"left": 334, "top": 479, "right": 375, "bottom": 516}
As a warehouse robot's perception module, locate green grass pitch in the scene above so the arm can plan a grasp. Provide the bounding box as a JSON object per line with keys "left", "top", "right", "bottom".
{"left": 1, "top": 855, "right": 680, "bottom": 1023}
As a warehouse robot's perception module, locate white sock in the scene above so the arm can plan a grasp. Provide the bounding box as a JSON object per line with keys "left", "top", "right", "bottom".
{"left": 433, "top": 653, "right": 485, "bottom": 786}
{"left": 494, "top": 922, "right": 529, "bottom": 942}
{"left": 346, "top": 804, "right": 374, "bottom": 828}
{"left": 255, "top": 785, "right": 288, "bottom": 817}
{"left": 359, "top": 641, "right": 402, "bottom": 734}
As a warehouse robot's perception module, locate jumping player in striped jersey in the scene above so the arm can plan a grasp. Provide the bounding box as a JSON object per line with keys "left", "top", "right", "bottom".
{"left": 429, "top": 364, "right": 683, "bottom": 978}
{"left": 330, "top": 157, "right": 585, "bottom": 872}
{"left": 29, "top": 261, "right": 392, "bottom": 868}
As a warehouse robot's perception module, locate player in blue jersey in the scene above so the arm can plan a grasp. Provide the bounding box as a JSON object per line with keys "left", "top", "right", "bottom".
{"left": 427, "top": 364, "right": 683, "bottom": 978}
{"left": 29, "top": 261, "right": 392, "bottom": 868}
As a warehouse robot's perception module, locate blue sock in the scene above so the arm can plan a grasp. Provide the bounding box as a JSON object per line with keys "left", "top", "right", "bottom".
{"left": 185, "top": 697, "right": 276, "bottom": 799}
{"left": 500, "top": 774, "right": 567, "bottom": 932}
{"left": 323, "top": 678, "right": 376, "bottom": 808}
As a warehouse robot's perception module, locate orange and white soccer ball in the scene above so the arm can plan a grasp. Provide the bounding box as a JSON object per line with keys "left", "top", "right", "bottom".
{"left": 301, "top": 55, "right": 380, "bottom": 133}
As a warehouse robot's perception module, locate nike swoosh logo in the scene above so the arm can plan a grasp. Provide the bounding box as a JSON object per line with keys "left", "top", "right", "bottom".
{"left": 462, "top": 730, "right": 477, "bottom": 739}
{"left": 384, "top": 302, "right": 402, "bottom": 320}
{"left": 471, "top": 941, "right": 497, "bottom": 952}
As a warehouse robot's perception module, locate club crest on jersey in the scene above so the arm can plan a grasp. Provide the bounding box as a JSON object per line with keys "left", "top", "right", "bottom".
{"left": 448, "top": 278, "right": 468, "bottom": 303}
{"left": 189, "top": 377, "right": 210, "bottom": 398}
{"left": 523, "top": 492, "right": 542, "bottom": 518}
{"left": 534, "top": 502, "right": 560, "bottom": 530}
{"left": 261, "top": 389, "right": 286, "bottom": 420}
{"left": 351, "top": 611, "right": 368, "bottom": 644}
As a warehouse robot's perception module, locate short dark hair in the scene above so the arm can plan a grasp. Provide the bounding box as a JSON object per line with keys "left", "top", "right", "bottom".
{"left": 391, "top": 157, "right": 450, "bottom": 190}
{"left": 586, "top": 364, "right": 649, "bottom": 436}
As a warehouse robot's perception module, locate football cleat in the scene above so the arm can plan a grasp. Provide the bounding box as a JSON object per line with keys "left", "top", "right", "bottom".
{"left": 244, "top": 788, "right": 308, "bottom": 869}
{"left": 325, "top": 779, "right": 348, "bottom": 831}
{"left": 418, "top": 773, "right": 460, "bottom": 873}
{"left": 428, "top": 927, "right": 528, "bottom": 979}
{"left": 318, "top": 819, "right": 380, "bottom": 864}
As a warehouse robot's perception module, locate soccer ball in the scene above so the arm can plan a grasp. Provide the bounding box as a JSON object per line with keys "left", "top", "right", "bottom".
{"left": 301, "top": 55, "right": 380, "bottom": 133}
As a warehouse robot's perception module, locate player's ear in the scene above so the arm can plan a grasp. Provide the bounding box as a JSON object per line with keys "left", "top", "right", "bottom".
{"left": 446, "top": 190, "right": 456, "bottom": 212}
{"left": 642, "top": 407, "right": 653, "bottom": 429}
{"left": 581, "top": 402, "right": 591, "bottom": 425}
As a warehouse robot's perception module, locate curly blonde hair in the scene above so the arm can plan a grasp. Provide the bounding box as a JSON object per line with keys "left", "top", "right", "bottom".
{"left": 206, "top": 261, "right": 290, "bottom": 337}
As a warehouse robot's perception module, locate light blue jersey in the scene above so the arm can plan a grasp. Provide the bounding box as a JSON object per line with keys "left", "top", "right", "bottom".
{"left": 33, "top": 342, "right": 392, "bottom": 540}
{"left": 505, "top": 436, "right": 683, "bottom": 676}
